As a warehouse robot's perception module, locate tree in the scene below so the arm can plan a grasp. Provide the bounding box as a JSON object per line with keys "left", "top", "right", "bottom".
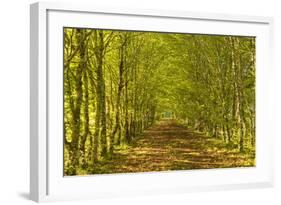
{"left": 63, "top": 28, "right": 255, "bottom": 175}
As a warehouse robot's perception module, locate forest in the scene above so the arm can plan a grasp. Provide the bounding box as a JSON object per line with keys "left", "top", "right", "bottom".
{"left": 63, "top": 28, "right": 255, "bottom": 176}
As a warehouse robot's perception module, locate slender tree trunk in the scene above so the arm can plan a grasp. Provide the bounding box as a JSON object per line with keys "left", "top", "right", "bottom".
{"left": 69, "top": 29, "right": 86, "bottom": 175}
{"left": 233, "top": 37, "right": 245, "bottom": 152}
{"left": 95, "top": 30, "right": 107, "bottom": 159}
{"left": 124, "top": 59, "right": 130, "bottom": 143}
{"left": 80, "top": 67, "right": 89, "bottom": 168}
{"left": 87, "top": 62, "right": 98, "bottom": 164}
{"left": 112, "top": 38, "right": 126, "bottom": 145}
{"left": 107, "top": 78, "right": 114, "bottom": 156}
{"left": 106, "top": 96, "right": 113, "bottom": 157}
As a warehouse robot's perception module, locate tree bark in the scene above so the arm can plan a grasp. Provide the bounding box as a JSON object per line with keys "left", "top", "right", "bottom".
{"left": 80, "top": 65, "right": 89, "bottom": 168}
{"left": 68, "top": 29, "right": 86, "bottom": 175}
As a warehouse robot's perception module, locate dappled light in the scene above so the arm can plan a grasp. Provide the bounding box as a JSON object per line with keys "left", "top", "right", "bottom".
{"left": 63, "top": 28, "right": 255, "bottom": 175}
{"left": 81, "top": 120, "right": 254, "bottom": 175}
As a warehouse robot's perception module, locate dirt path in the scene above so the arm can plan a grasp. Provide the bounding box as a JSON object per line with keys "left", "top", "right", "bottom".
{"left": 89, "top": 120, "right": 255, "bottom": 174}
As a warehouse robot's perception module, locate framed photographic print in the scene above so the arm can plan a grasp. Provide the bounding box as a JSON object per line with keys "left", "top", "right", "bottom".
{"left": 30, "top": 2, "right": 274, "bottom": 202}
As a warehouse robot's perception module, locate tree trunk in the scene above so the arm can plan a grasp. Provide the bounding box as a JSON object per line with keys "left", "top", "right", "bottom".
{"left": 69, "top": 29, "right": 86, "bottom": 174}
{"left": 80, "top": 67, "right": 89, "bottom": 168}
{"left": 112, "top": 37, "right": 126, "bottom": 145}
{"left": 124, "top": 57, "right": 130, "bottom": 144}
{"left": 95, "top": 30, "right": 107, "bottom": 159}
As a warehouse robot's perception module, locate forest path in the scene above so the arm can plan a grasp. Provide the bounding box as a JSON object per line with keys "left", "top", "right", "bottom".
{"left": 89, "top": 120, "right": 255, "bottom": 174}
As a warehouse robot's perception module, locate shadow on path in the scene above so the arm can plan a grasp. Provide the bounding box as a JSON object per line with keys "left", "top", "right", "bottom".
{"left": 89, "top": 120, "right": 255, "bottom": 174}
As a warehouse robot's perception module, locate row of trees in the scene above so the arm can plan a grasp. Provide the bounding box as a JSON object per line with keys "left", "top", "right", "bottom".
{"left": 64, "top": 28, "right": 164, "bottom": 175}
{"left": 64, "top": 28, "right": 256, "bottom": 175}
{"left": 165, "top": 34, "right": 255, "bottom": 152}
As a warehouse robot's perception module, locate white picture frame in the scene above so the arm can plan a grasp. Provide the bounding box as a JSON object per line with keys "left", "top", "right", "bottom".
{"left": 30, "top": 1, "right": 274, "bottom": 202}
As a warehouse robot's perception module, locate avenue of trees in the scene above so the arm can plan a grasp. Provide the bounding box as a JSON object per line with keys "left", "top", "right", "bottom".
{"left": 63, "top": 28, "right": 255, "bottom": 175}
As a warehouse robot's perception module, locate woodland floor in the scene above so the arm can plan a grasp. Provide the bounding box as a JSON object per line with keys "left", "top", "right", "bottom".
{"left": 85, "top": 120, "right": 255, "bottom": 175}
